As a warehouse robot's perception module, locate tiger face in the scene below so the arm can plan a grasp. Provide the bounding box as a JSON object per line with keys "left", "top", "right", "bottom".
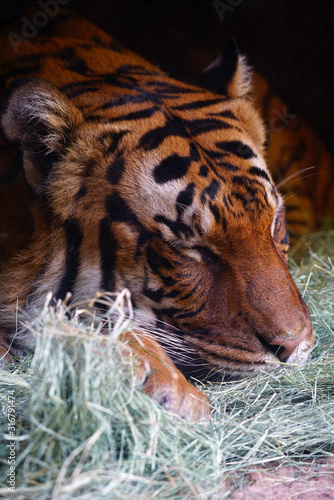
{"left": 0, "top": 22, "right": 313, "bottom": 395}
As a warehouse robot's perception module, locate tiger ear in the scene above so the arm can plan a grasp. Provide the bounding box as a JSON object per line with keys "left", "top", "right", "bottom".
{"left": 195, "top": 39, "right": 252, "bottom": 99}
{"left": 0, "top": 77, "right": 83, "bottom": 194}
{"left": 195, "top": 41, "right": 266, "bottom": 153}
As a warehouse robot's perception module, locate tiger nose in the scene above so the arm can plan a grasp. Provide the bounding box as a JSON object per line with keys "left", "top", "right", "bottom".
{"left": 269, "top": 328, "right": 308, "bottom": 361}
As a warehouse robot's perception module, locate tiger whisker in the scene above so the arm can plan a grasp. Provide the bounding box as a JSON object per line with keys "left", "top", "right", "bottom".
{"left": 274, "top": 165, "right": 316, "bottom": 190}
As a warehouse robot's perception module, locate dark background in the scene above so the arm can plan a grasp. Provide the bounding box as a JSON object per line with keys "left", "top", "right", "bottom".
{"left": 1, "top": 0, "right": 333, "bottom": 153}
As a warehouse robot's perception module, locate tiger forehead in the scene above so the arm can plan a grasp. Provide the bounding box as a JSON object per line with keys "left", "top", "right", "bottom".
{"left": 58, "top": 121, "right": 278, "bottom": 239}
{"left": 96, "top": 119, "right": 278, "bottom": 209}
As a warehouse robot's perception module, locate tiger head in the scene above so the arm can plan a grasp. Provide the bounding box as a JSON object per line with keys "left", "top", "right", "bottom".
{"left": 0, "top": 41, "right": 314, "bottom": 378}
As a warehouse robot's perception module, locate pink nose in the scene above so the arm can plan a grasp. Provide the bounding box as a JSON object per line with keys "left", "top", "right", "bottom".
{"left": 269, "top": 328, "right": 308, "bottom": 361}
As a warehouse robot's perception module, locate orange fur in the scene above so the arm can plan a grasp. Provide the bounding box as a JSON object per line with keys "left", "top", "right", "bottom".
{"left": 0, "top": 12, "right": 316, "bottom": 420}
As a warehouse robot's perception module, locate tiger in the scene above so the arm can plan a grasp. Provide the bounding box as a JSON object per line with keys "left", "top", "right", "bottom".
{"left": 0, "top": 11, "right": 314, "bottom": 421}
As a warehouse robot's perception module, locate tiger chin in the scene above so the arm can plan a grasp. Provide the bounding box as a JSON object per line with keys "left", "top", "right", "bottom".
{"left": 0, "top": 13, "right": 313, "bottom": 422}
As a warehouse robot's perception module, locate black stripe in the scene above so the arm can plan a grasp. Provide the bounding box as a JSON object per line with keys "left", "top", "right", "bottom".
{"left": 199, "top": 165, "right": 209, "bottom": 177}
{"left": 249, "top": 166, "right": 271, "bottom": 182}
{"left": 175, "top": 300, "right": 207, "bottom": 319}
{"left": 232, "top": 191, "right": 248, "bottom": 209}
{"left": 107, "top": 156, "right": 124, "bottom": 185}
{"left": 138, "top": 117, "right": 233, "bottom": 150}
{"left": 136, "top": 228, "right": 157, "bottom": 252}
{"left": 61, "top": 79, "right": 105, "bottom": 92}
{"left": 65, "top": 86, "right": 100, "bottom": 98}
{"left": 99, "top": 216, "right": 117, "bottom": 292}
{"left": 98, "top": 92, "right": 152, "bottom": 109}
{"left": 176, "top": 183, "right": 195, "bottom": 218}
{"left": 143, "top": 285, "right": 164, "bottom": 303}
{"left": 185, "top": 118, "right": 233, "bottom": 135}
{"left": 106, "top": 193, "right": 139, "bottom": 225}
{"left": 146, "top": 249, "right": 178, "bottom": 286}
{"left": 190, "top": 143, "right": 201, "bottom": 162}
{"left": 118, "top": 65, "right": 159, "bottom": 76}
{"left": 209, "top": 202, "right": 220, "bottom": 223}
{"left": 153, "top": 154, "right": 191, "bottom": 184}
{"left": 178, "top": 282, "right": 204, "bottom": 301}
{"left": 200, "top": 149, "right": 241, "bottom": 171}
{"left": 98, "top": 72, "right": 137, "bottom": 89}
{"left": 56, "top": 219, "right": 83, "bottom": 300}
{"left": 201, "top": 179, "right": 220, "bottom": 202}
{"left": 112, "top": 107, "right": 158, "bottom": 122}
{"left": 221, "top": 162, "right": 240, "bottom": 172}
{"left": 105, "top": 130, "right": 129, "bottom": 154}
{"left": 146, "top": 81, "right": 201, "bottom": 94}
{"left": 58, "top": 47, "right": 89, "bottom": 74}
{"left": 233, "top": 176, "right": 269, "bottom": 208}
{"left": 165, "top": 289, "right": 182, "bottom": 298}
{"left": 156, "top": 307, "right": 180, "bottom": 318}
{"left": 197, "top": 150, "right": 221, "bottom": 179}
{"left": 97, "top": 90, "right": 155, "bottom": 112}
{"left": 160, "top": 276, "right": 177, "bottom": 286}
{"left": 210, "top": 110, "right": 238, "bottom": 120}
{"left": 154, "top": 214, "right": 194, "bottom": 238}
{"left": 232, "top": 175, "right": 254, "bottom": 188}
{"left": 75, "top": 186, "right": 86, "bottom": 199}
{"left": 172, "top": 98, "right": 222, "bottom": 111}
{"left": 146, "top": 246, "right": 174, "bottom": 274}
{"left": 139, "top": 121, "right": 188, "bottom": 150}
{"left": 233, "top": 178, "right": 257, "bottom": 200}
{"left": 200, "top": 149, "right": 223, "bottom": 160}
{"left": 216, "top": 141, "right": 256, "bottom": 160}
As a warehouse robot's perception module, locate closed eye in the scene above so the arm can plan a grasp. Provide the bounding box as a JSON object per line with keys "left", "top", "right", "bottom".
{"left": 177, "top": 245, "right": 220, "bottom": 266}
{"left": 193, "top": 246, "right": 220, "bottom": 266}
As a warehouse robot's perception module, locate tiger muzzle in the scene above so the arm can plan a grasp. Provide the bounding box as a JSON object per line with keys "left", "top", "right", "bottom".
{"left": 239, "top": 243, "right": 314, "bottom": 363}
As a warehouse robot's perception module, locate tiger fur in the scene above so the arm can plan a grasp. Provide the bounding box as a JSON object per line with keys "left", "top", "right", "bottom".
{"left": 0, "top": 12, "right": 314, "bottom": 420}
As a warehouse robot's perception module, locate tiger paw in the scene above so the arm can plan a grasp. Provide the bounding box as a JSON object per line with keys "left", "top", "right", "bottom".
{"left": 124, "top": 330, "right": 210, "bottom": 422}
{"left": 142, "top": 365, "right": 210, "bottom": 423}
